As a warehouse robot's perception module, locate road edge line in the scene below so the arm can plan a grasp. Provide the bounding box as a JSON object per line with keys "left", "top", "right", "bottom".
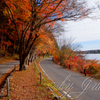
{"left": 39, "top": 59, "right": 55, "bottom": 84}
{"left": 39, "top": 58, "right": 74, "bottom": 100}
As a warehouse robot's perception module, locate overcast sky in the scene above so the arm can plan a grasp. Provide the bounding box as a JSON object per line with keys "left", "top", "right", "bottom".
{"left": 60, "top": 0, "right": 100, "bottom": 50}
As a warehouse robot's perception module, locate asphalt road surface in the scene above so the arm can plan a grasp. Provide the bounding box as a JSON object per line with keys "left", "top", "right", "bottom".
{"left": 40, "top": 57, "right": 100, "bottom": 100}
{"left": 0, "top": 61, "right": 19, "bottom": 77}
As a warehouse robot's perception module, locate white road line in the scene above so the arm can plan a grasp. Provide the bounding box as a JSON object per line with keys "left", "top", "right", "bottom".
{"left": 39, "top": 59, "right": 55, "bottom": 84}
{"left": 39, "top": 58, "right": 74, "bottom": 99}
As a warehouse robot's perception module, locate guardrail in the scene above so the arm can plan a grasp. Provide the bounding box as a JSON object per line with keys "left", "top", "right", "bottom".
{"left": 68, "top": 64, "right": 87, "bottom": 76}
{"left": 0, "top": 58, "right": 65, "bottom": 99}
{"left": 0, "top": 64, "right": 19, "bottom": 97}
{"left": 53, "top": 58, "right": 87, "bottom": 77}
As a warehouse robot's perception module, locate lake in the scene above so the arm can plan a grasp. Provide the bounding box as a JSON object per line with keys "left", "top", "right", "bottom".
{"left": 82, "top": 54, "right": 100, "bottom": 61}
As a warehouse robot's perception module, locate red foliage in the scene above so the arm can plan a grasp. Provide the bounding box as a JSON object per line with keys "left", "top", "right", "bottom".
{"left": 53, "top": 52, "right": 100, "bottom": 77}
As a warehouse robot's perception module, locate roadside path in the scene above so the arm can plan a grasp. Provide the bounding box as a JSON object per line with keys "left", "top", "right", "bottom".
{"left": 0, "top": 61, "right": 19, "bottom": 77}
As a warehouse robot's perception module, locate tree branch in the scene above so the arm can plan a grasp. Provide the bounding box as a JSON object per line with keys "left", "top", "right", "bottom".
{"left": 3, "top": 0, "right": 20, "bottom": 42}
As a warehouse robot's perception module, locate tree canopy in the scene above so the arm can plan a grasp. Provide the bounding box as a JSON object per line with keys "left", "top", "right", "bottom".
{"left": 1, "top": 0, "right": 90, "bottom": 70}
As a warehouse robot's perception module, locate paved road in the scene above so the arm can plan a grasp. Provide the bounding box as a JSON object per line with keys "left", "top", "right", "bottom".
{"left": 40, "top": 57, "right": 100, "bottom": 100}
{"left": 0, "top": 61, "right": 19, "bottom": 77}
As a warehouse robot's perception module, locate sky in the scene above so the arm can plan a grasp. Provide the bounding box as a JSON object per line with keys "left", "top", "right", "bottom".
{"left": 59, "top": 0, "right": 100, "bottom": 51}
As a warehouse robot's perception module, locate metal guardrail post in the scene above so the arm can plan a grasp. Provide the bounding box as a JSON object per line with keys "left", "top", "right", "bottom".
{"left": 84, "top": 68, "right": 87, "bottom": 76}
{"left": 7, "top": 78, "right": 9, "bottom": 96}
{"left": 69, "top": 65, "right": 71, "bottom": 70}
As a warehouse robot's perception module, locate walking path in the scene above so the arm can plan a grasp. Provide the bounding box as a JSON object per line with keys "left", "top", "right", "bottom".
{"left": 0, "top": 61, "right": 19, "bottom": 77}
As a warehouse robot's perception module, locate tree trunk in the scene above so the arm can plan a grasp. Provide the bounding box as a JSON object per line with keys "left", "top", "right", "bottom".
{"left": 19, "top": 49, "right": 23, "bottom": 71}
{"left": 19, "top": 42, "right": 27, "bottom": 71}
{"left": 43, "top": 53, "right": 44, "bottom": 58}
{"left": 19, "top": 53, "right": 27, "bottom": 71}
{"left": 12, "top": 41, "right": 15, "bottom": 56}
{"left": 1, "top": 33, "right": 3, "bottom": 50}
{"left": 30, "top": 52, "right": 34, "bottom": 62}
{"left": 0, "top": 33, "right": 3, "bottom": 59}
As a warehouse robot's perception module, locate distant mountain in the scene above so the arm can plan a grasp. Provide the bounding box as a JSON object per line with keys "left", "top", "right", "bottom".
{"left": 82, "top": 49, "right": 100, "bottom": 54}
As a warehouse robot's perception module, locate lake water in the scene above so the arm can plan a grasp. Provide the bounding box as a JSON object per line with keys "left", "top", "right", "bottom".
{"left": 83, "top": 54, "right": 100, "bottom": 61}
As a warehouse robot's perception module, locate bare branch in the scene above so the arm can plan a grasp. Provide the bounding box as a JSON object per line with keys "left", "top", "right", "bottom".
{"left": 3, "top": 0, "right": 20, "bottom": 42}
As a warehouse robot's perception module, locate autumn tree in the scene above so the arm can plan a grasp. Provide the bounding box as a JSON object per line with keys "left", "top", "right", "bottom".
{"left": 0, "top": 0, "right": 8, "bottom": 58}
{"left": 35, "top": 28, "right": 56, "bottom": 57}
{"left": 0, "top": 20, "right": 18, "bottom": 58}
{"left": 3, "top": 0, "right": 91, "bottom": 70}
